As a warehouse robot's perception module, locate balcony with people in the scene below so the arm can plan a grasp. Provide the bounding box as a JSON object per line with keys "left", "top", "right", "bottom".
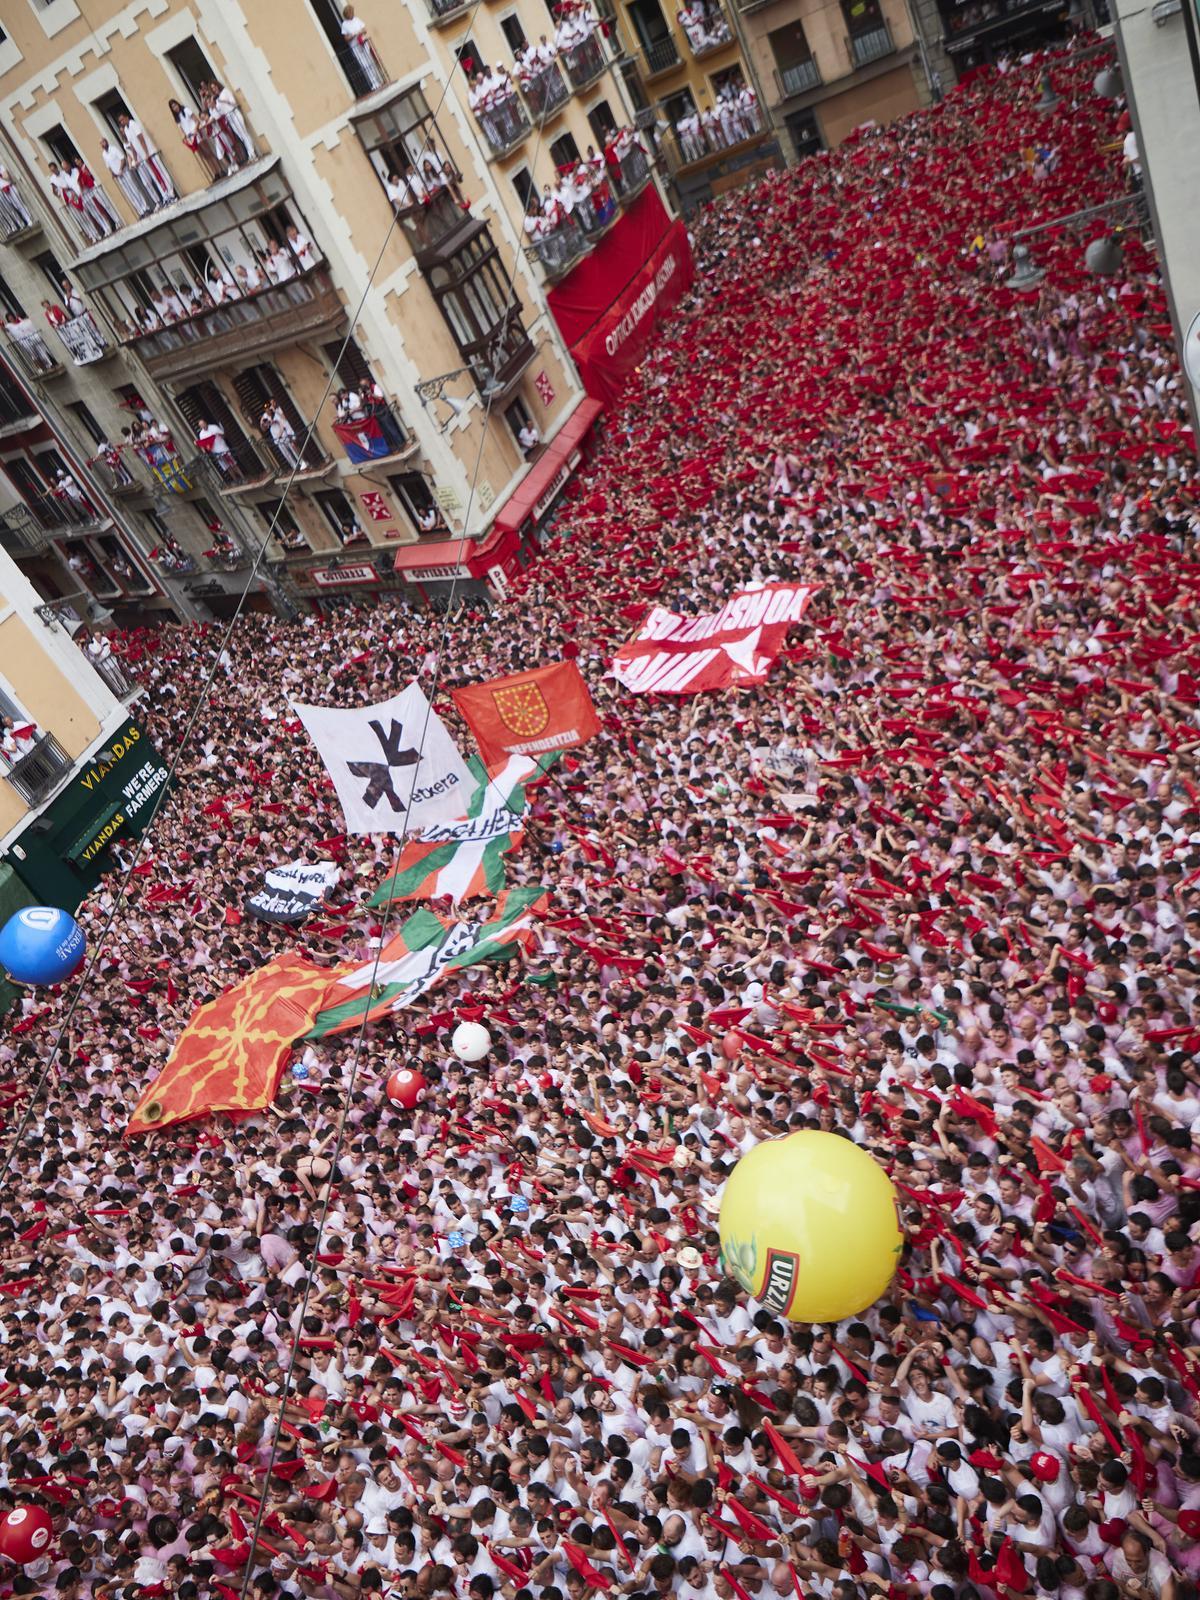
{"left": 381, "top": 147, "right": 475, "bottom": 263}
{"left": 1, "top": 727, "right": 73, "bottom": 808}
{"left": 523, "top": 159, "right": 617, "bottom": 280}
{"left": 0, "top": 164, "right": 40, "bottom": 243}
{"left": 9, "top": 479, "right": 110, "bottom": 540}
{"left": 556, "top": 3, "right": 611, "bottom": 88}
{"left": 677, "top": 0, "right": 735, "bottom": 56}
{"left": 328, "top": 8, "right": 391, "bottom": 97}
{"left": 517, "top": 53, "right": 572, "bottom": 121}
{"left": 466, "top": 67, "right": 532, "bottom": 158}
{"left": 606, "top": 131, "right": 653, "bottom": 202}
{"left": 331, "top": 385, "right": 415, "bottom": 467}
{"left": 73, "top": 191, "right": 345, "bottom": 384}
{"left": 2, "top": 314, "right": 65, "bottom": 383}
{"left": 167, "top": 83, "right": 259, "bottom": 187}
{"left": 664, "top": 84, "right": 764, "bottom": 172}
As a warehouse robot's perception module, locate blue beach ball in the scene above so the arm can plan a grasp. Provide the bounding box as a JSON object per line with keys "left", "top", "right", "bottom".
{"left": 0, "top": 906, "right": 87, "bottom": 986}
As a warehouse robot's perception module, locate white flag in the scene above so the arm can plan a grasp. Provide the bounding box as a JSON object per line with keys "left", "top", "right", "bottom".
{"left": 292, "top": 682, "right": 473, "bottom": 836}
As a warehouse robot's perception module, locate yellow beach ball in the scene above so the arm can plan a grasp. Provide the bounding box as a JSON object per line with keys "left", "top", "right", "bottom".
{"left": 718, "top": 1130, "right": 903, "bottom": 1323}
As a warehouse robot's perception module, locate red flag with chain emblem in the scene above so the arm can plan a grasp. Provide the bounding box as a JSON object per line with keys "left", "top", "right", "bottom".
{"left": 452, "top": 661, "right": 600, "bottom": 767}
{"left": 125, "top": 952, "right": 334, "bottom": 1136}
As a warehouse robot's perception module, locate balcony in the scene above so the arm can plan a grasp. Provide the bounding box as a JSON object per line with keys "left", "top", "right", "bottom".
{"left": 19, "top": 489, "right": 110, "bottom": 538}
{"left": 91, "top": 652, "right": 139, "bottom": 699}
{"left": 332, "top": 401, "right": 416, "bottom": 465}
{"left": 561, "top": 31, "right": 611, "bottom": 88}
{"left": 679, "top": 3, "right": 734, "bottom": 56}
{"left": 0, "top": 179, "right": 40, "bottom": 243}
{"left": 472, "top": 320, "right": 536, "bottom": 400}
{"left": 111, "top": 151, "right": 178, "bottom": 220}
{"left": 0, "top": 382, "right": 41, "bottom": 440}
{"left": 336, "top": 35, "right": 391, "bottom": 98}
{"left": 2, "top": 733, "right": 73, "bottom": 808}
{"left": 4, "top": 327, "right": 65, "bottom": 383}
{"left": 394, "top": 182, "right": 476, "bottom": 262}
{"left": 182, "top": 98, "right": 260, "bottom": 185}
{"left": 522, "top": 61, "right": 571, "bottom": 121}
{"left": 427, "top": 0, "right": 473, "bottom": 22}
{"left": 54, "top": 180, "right": 124, "bottom": 252}
{"left": 610, "top": 144, "right": 652, "bottom": 202}
{"left": 126, "top": 265, "right": 347, "bottom": 384}
{"left": 0, "top": 506, "right": 47, "bottom": 558}
{"left": 776, "top": 57, "right": 822, "bottom": 95}
{"left": 191, "top": 439, "right": 276, "bottom": 495}
{"left": 529, "top": 219, "right": 591, "bottom": 279}
{"left": 662, "top": 109, "right": 767, "bottom": 174}
{"left": 260, "top": 426, "right": 332, "bottom": 482}
{"left": 642, "top": 36, "right": 683, "bottom": 75}
{"left": 89, "top": 454, "right": 142, "bottom": 497}
{"left": 54, "top": 311, "right": 111, "bottom": 367}
{"left": 848, "top": 22, "right": 895, "bottom": 64}
{"left": 473, "top": 91, "right": 532, "bottom": 157}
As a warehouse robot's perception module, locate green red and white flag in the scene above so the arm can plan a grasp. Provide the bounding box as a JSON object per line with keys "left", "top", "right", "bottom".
{"left": 306, "top": 886, "right": 550, "bottom": 1038}
{"left": 368, "top": 754, "right": 556, "bottom": 907}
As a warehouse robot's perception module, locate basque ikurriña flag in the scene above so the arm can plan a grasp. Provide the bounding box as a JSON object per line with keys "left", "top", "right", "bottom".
{"left": 333, "top": 416, "right": 391, "bottom": 463}
{"left": 368, "top": 753, "right": 558, "bottom": 907}
{"left": 307, "top": 887, "right": 550, "bottom": 1038}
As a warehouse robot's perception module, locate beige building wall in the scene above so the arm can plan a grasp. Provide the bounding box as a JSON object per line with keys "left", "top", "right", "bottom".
{"left": 0, "top": 548, "right": 124, "bottom": 842}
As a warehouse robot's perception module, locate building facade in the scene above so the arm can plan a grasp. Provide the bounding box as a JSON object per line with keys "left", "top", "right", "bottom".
{"left": 0, "top": 545, "right": 169, "bottom": 918}
{"left": 1111, "top": 0, "right": 1200, "bottom": 442}
{"left": 0, "top": 0, "right": 652, "bottom": 616}
{"left": 736, "top": 0, "right": 933, "bottom": 160}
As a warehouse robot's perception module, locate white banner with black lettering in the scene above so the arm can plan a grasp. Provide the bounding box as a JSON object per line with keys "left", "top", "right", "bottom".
{"left": 292, "top": 683, "right": 474, "bottom": 836}
{"left": 246, "top": 858, "right": 341, "bottom": 924}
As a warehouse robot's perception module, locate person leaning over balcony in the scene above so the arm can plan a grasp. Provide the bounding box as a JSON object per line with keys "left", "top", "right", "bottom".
{"left": 101, "top": 137, "right": 152, "bottom": 219}
{"left": 119, "top": 113, "right": 176, "bottom": 207}
{"left": 341, "top": 6, "right": 387, "bottom": 92}
{"left": 285, "top": 224, "right": 318, "bottom": 273}
{"left": 196, "top": 418, "right": 234, "bottom": 475}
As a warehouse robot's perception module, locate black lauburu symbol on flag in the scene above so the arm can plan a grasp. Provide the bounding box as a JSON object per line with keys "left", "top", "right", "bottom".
{"left": 347, "top": 718, "right": 421, "bottom": 812}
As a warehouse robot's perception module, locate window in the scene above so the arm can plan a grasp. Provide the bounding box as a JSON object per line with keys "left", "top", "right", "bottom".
{"left": 231, "top": 363, "right": 307, "bottom": 438}
{"left": 256, "top": 496, "right": 307, "bottom": 550}
{"left": 32, "top": 445, "right": 70, "bottom": 483}
{"left": 784, "top": 107, "right": 823, "bottom": 155}
{"left": 426, "top": 232, "right": 526, "bottom": 381}
{"left": 306, "top": 0, "right": 388, "bottom": 96}
{"left": 322, "top": 335, "right": 375, "bottom": 389}
{"left": 93, "top": 88, "right": 135, "bottom": 141}
{"left": 387, "top": 471, "right": 442, "bottom": 536}
{"left": 627, "top": 0, "right": 673, "bottom": 52}
{"left": 711, "top": 63, "right": 747, "bottom": 99}
{"left": 71, "top": 186, "right": 322, "bottom": 340}
{"left": 166, "top": 37, "right": 219, "bottom": 105}
{"left": 5, "top": 458, "right": 50, "bottom": 506}
{"left": 511, "top": 167, "right": 536, "bottom": 209}
{"left": 842, "top": 0, "right": 884, "bottom": 33}
{"left": 500, "top": 13, "right": 528, "bottom": 51}
{"left": 175, "top": 379, "right": 255, "bottom": 455}
{"left": 0, "top": 269, "right": 25, "bottom": 320}
{"left": 588, "top": 100, "right": 618, "bottom": 144}
{"left": 457, "top": 37, "right": 485, "bottom": 72}
{"left": 504, "top": 395, "right": 534, "bottom": 445}
{"left": 549, "top": 132, "right": 581, "bottom": 169}
{"left": 770, "top": 21, "right": 814, "bottom": 70}
{"left": 33, "top": 249, "right": 66, "bottom": 299}
{"left": 354, "top": 86, "right": 458, "bottom": 207}
{"left": 67, "top": 400, "right": 107, "bottom": 445}
{"left": 663, "top": 87, "right": 697, "bottom": 127}
{"left": 312, "top": 487, "right": 366, "bottom": 544}
{"left": 90, "top": 531, "right": 155, "bottom": 594}
{"left": 42, "top": 124, "right": 81, "bottom": 168}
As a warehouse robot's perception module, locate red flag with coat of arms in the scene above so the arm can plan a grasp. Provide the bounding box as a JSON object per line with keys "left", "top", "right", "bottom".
{"left": 452, "top": 661, "right": 600, "bottom": 766}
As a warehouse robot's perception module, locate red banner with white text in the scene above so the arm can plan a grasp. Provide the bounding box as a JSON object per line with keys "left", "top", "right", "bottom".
{"left": 547, "top": 186, "right": 694, "bottom": 404}
{"left": 611, "top": 584, "right": 819, "bottom": 695}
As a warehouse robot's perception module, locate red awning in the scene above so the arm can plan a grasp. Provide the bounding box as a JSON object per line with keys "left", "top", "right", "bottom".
{"left": 493, "top": 397, "right": 603, "bottom": 537}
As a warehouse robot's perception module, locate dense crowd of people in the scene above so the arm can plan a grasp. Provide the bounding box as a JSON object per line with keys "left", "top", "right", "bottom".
{"left": 3, "top": 35, "right": 1200, "bottom": 1600}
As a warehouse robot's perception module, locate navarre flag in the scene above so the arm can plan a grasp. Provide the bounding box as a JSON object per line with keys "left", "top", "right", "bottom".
{"left": 308, "top": 886, "right": 549, "bottom": 1038}
{"left": 452, "top": 661, "right": 600, "bottom": 766}
{"left": 333, "top": 416, "right": 391, "bottom": 464}
{"left": 611, "top": 583, "right": 818, "bottom": 695}
{"left": 369, "top": 754, "right": 556, "bottom": 906}
{"left": 293, "top": 681, "right": 473, "bottom": 835}
{"left": 125, "top": 952, "right": 333, "bottom": 1136}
